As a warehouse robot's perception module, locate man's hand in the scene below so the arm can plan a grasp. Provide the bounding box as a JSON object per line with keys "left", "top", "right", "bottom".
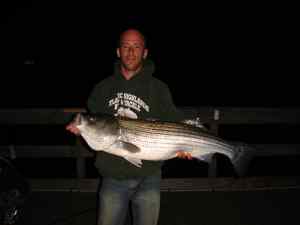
{"left": 65, "top": 123, "right": 81, "bottom": 136}
{"left": 176, "top": 151, "right": 193, "bottom": 160}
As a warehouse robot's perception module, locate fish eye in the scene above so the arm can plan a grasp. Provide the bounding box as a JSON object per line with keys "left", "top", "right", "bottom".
{"left": 88, "top": 116, "right": 96, "bottom": 122}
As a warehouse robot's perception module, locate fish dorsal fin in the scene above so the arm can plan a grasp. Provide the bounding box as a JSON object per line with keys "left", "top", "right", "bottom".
{"left": 110, "top": 141, "right": 141, "bottom": 153}
{"left": 182, "top": 117, "right": 207, "bottom": 130}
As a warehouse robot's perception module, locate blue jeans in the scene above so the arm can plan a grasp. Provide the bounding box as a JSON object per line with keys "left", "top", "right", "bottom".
{"left": 96, "top": 174, "right": 161, "bottom": 225}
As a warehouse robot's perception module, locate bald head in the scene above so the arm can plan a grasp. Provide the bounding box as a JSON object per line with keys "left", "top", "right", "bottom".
{"left": 119, "top": 29, "right": 146, "bottom": 48}
{"left": 117, "top": 29, "right": 148, "bottom": 80}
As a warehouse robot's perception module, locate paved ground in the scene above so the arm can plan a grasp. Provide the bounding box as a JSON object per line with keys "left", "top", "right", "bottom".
{"left": 18, "top": 188, "right": 300, "bottom": 225}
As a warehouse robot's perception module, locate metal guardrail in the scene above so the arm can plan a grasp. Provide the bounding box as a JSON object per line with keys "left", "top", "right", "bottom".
{"left": 1, "top": 144, "right": 300, "bottom": 159}
{"left": 1, "top": 107, "right": 300, "bottom": 191}
{"left": 0, "top": 107, "right": 300, "bottom": 125}
{"left": 29, "top": 176, "right": 300, "bottom": 192}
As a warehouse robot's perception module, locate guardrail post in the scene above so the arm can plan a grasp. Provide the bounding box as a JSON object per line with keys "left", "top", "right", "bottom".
{"left": 207, "top": 109, "right": 220, "bottom": 177}
{"left": 208, "top": 154, "right": 217, "bottom": 177}
{"left": 210, "top": 109, "right": 220, "bottom": 135}
{"left": 76, "top": 138, "right": 86, "bottom": 179}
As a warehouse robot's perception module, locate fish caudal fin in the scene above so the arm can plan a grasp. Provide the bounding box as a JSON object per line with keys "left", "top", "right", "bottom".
{"left": 231, "top": 144, "right": 254, "bottom": 177}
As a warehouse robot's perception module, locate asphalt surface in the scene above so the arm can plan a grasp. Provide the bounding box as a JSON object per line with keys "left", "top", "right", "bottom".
{"left": 18, "top": 188, "right": 300, "bottom": 225}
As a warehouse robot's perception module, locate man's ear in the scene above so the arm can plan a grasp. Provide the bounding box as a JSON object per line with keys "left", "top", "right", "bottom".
{"left": 116, "top": 48, "right": 120, "bottom": 58}
{"left": 143, "top": 49, "right": 148, "bottom": 59}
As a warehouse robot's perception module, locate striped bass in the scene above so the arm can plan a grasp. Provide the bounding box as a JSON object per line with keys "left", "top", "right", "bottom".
{"left": 73, "top": 113, "right": 253, "bottom": 176}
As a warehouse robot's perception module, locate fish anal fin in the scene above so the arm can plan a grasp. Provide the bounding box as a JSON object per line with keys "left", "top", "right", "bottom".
{"left": 124, "top": 157, "right": 143, "bottom": 167}
{"left": 193, "top": 153, "right": 214, "bottom": 163}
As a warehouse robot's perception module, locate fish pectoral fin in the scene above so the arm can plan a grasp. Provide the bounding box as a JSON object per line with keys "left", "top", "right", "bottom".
{"left": 124, "top": 157, "right": 143, "bottom": 167}
{"left": 111, "top": 141, "right": 141, "bottom": 153}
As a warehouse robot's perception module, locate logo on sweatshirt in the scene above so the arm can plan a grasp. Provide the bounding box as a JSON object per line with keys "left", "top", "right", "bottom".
{"left": 108, "top": 92, "right": 149, "bottom": 119}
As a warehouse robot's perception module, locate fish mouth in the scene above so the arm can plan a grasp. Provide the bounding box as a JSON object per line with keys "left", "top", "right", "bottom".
{"left": 74, "top": 113, "right": 82, "bottom": 126}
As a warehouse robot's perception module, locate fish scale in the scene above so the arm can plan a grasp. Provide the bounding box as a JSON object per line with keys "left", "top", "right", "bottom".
{"left": 119, "top": 118, "right": 234, "bottom": 155}
{"left": 74, "top": 113, "right": 253, "bottom": 176}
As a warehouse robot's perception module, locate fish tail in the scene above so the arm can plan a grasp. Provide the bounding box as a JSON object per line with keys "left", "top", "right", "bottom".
{"left": 231, "top": 143, "right": 254, "bottom": 177}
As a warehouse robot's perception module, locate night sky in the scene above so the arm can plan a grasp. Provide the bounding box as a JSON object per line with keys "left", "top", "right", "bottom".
{"left": 1, "top": 2, "right": 298, "bottom": 108}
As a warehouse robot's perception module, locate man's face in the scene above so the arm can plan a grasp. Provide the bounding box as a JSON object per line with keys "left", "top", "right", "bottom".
{"left": 117, "top": 31, "right": 148, "bottom": 72}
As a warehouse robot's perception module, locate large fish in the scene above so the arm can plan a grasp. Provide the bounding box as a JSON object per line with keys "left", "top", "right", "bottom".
{"left": 73, "top": 113, "right": 253, "bottom": 176}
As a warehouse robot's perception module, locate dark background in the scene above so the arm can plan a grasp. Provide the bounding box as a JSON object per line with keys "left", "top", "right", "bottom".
{"left": 1, "top": 5, "right": 299, "bottom": 225}
{"left": 0, "top": 1, "right": 298, "bottom": 108}
{"left": 0, "top": 2, "right": 299, "bottom": 178}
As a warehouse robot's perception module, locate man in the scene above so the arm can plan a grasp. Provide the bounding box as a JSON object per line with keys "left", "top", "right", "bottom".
{"left": 66, "top": 28, "right": 191, "bottom": 225}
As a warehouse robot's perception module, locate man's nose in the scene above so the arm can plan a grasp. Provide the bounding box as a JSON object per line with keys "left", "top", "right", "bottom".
{"left": 128, "top": 47, "right": 135, "bottom": 55}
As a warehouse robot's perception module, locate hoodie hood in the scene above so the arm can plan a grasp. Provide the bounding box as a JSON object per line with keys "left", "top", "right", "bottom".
{"left": 113, "top": 59, "right": 155, "bottom": 82}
